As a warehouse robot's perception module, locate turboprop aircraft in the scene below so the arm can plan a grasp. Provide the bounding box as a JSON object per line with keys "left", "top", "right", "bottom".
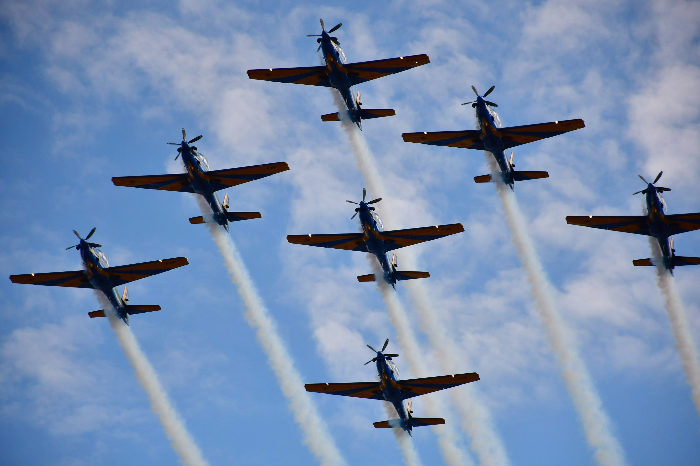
{"left": 566, "top": 172, "right": 700, "bottom": 274}
{"left": 247, "top": 19, "right": 430, "bottom": 129}
{"left": 287, "top": 189, "right": 464, "bottom": 287}
{"left": 402, "top": 85, "right": 585, "bottom": 189}
{"left": 305, "top": 339, "right": 479, "bottom": 436}
{"left": 9, "top": 228, "right": 188, "bottom": 324}
{"left": 112, "top": 129, "right": 289, "bottom": 232}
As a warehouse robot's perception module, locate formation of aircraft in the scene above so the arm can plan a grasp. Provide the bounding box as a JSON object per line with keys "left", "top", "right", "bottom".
{"left": 9, "top": 228, "right": 188, "bottom": 324}
{"left": 566, "top": 172, "right": 700, "bottom": 273}
{"left": 305, "top": 339, "right": 479, "bottom": 435}
{"left": 402, "top": 85, "right": 585, "bottom": 190}
{"left": 287, "top": 188, "right": 464, "bottom": 287}
{"left": 112, "top": 129, "right": 289, "bottom": 231}
{"left": 247, "top": 19, "right": 430, "bottom": 129}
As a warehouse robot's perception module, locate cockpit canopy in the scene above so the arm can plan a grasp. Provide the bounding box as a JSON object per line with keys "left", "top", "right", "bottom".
{"left": 194, "top": 152, "right": 210, "bottom": 171}
{"left": 371, "top": 211, "right": 383, "bottom": 231}
{"left": 386, "top": 359, "right": 399, "bottom": 378}
{"left": 332, "top": 42, "right": 346, "bottom": 64}
{"left": 95, "top": 250, "right": 109, "bottom": 267}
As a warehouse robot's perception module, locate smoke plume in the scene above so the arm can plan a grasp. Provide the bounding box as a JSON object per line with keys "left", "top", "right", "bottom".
{"left": 383, "top": 401, "right": 425, "bottom": 466}
{"left": 196, "top": 197, "right": 347, "bottom": 466}
{"left": 94, "top": 292, "right": 209, "bottom": 466}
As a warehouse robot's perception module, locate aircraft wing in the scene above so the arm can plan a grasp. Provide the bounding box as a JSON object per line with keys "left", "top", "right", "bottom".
{"left": 305, "top": 381, "right": 384, "bottom": 400}
{"left": 402, "top": 130, "right": 484, "bottom": 150}
{"left": 204, "top": 162, "right": 290, "bottom": 192}
{"left": 378, "top": 223, "right": 465, "bottom": 252}
{"left": 345, "top": 54, "right": 430, "bottom": 86}
{"left": 287, "top": 233, "right": 368, "bottom": 252}
{"left": 105, "top": 257, "right": 189, "bottom": 287}
{"left": 112, "top": 173, "right": 194, "bottom": 193}
{"left": 496, "top": 119, "right": 585, "bottom": 150}
{"left": 565, "top": 215, "right": 650, "bottom": 235}
{"left": 665, "top": 212, "right": 700, "bottom": 235}
{"left": 247, "top": 66, "right": 331, "bottom": 87}
{"left": 397, "top": 372, "right": 480, "bottom": 400}
{"left": 10, "top": 270, "right": 93, "bottom": 288}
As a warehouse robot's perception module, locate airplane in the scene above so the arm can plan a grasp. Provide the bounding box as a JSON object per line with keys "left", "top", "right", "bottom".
{"left": 247, "top": 18, "right": 430, "bottom": 129}
{"left": 402, "top": 85, "right": 585, "bottom": 190}
{"left": 305, "top": 338, "right": 480, "bottom": 436}
{"left": 9, "top": 228, "right": 189, "bottom": 325}
{"left": 287, "top": 188, "right": 464, "bottom": 288}
{"left": 112, "top": 129, "right": 289, "bottom": 232}
{"left": 566, "top": 172, "right": 700, "bottom": 273}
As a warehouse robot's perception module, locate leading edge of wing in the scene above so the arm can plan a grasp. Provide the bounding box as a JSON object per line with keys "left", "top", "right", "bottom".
{"left": 345, "top": 54, "right": 430, "bottom": 85}
{"left": 305, "top": 381, "right": 384, "bottom": 400}
{"left": 565, "top": 215, "right": 650, "bottom": 235}
{"left": 497, "top": 119, "right": 585, "bottom": 149}
{"left": 247, "top": 66, "right": 330, "bottom": 87}
{"left": 105, "top": 257, "right": 189, "bottom": 287}
{"left": 9, "top": 270, "right": 93, "bottom": 288}
{"left": 402, "top": 130, "right": 484, "bottom": 149}
{"left": 379, "top": 223, "right": 465, "bottom": 251}
{"left": 398, "top": 372, "right": 480, "bottom": 399}
{"left": 287, "top": 233, "right": 368, "bottom": 252}
{"left": 204, "top": 162, "right": 290, "bottom": 191}
{"left": 112, "top": 173, "right": 194, "bottom": 193}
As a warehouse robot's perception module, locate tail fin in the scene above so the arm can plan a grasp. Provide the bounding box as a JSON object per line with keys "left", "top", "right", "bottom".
{"left": 359, "top": 109, "right": 395, "bottom": 120}
{"left": 373, "top": 418, "right": 445, "bottom": 429}
{"left": 226, "top": 212, "right": 261, "bottom": 222}
{"left": 321, "top": 113, "right": 340, "bottom": 121}
{"left": 357, "top": 274, "right": 376, "bottom": 282}
{"left": 474, "top": 174, "right": 492, "bottom": 183}
{"left": 512, "top": 171, "right": 549, "bottom": 181}
{"left": 124, "top": 305, "right": 161, "bottom": 315}
{"left": 394, "top": 271, "right": 430, "bottom": 281}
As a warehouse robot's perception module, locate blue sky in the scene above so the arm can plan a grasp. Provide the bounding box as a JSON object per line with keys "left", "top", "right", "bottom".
{"left": 1, "top": 0, "right": 699, "bottom": 465}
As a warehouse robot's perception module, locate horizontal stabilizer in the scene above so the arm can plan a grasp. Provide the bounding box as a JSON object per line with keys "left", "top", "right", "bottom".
{"left": 410, "top": 417, "right": 446, "bottom": 427}
{"left": 189, "top": 216, "right": 205, "bottom": 224}
{"left": 673, "top": 256, "right": 700, "bottom": 267}
{"left": 632, "top": 258, "right": 653, "bottom": 266}
{"left": 395, "top": 271, "right": 430, "bottom": 281}
{"left": 513, "top": 171, "right": 549, "bottom": 181}
{"left": 373, "top": 419, "right": 402, "bottom": 429}
{"left": 359, "top": 109, "right": 396, "bottom": 120}
{"left": 88, "top": 310, "right": 106, "bottom": 318}
{"left": 125, "top": 305, "right": 161, "bottom": 315}
{"left": 357, "top": 274, "right": 376, "bottom": 282}
{"left": 321, "top": 112, "right": 340, "bottom": 122}
{"left": 226, "top": 211, "right": 262, "bottom": 222}
{"left": 474, "top": 174, "right": 492, "bottom": 183}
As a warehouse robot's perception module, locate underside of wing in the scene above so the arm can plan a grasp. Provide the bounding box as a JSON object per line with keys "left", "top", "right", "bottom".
{"left": 397, "top": 372, "right": 480, "bottom": 400}
{"left": 112, "top": 173, "right": 193, "bottom": 193}
{"left": 345, "top": 54, "right": 430, "bottom": 86}
{"left": 666, "top": 212, "right": 700, "bottom": 235}
{"left": 105, "top": 257, "right": 189, "bottom": 287}
{"left": 496, "top": 119, "right": 585, "bottom": 149}
{"left": 287, "top": 233, "right": 367, "bottom": 251}
{"left": 402, "top": 130, "right": 484, "bottom": 150}
{"left": 379, "top": 223, "right": 465, "bottom": 252}
{"left": 566, "top": 215, "right": 650, "bottom": 235}
{"left": 247, "top": 66, "right": 330, "bottom": 87}
{"left": 204, "top": 162, "right": 290, "bottom": 192}
{"left": 9, "top": 270, "right": 92, "bottom": 288}
{"left": 305, "top": 381, "right": 384, "bottom": 400}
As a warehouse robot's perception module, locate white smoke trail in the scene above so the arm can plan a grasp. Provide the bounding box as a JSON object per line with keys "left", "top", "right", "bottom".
{"left": 488, "top": 156, "right": 627, "bottom": 466}
{"left": 383, "top": 401, "right": 424, "bottom": 466}
{"left": 196, "top": 197, "right": 346, "bottom": 466}
{"left": 648, "top": 238, "right": 700, "bottom": 418}
{"left": 94, "top": 292, "right": 209, "bottom": 466}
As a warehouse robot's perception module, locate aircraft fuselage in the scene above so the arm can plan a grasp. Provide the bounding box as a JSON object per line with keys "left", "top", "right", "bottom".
{"left": 77, "top": 241, "right": 129, "bottom": 324}
{"left": 474, "top": 96, "right": 515, "bottom": 189}
{"left": 645, "top": 186, "right": 675, "bottom": 271}
{"left": 373, "top": 352, "right": 414, "bottom": 434}
{"left": 319, "top": 31, "right": 362, "bottom": 128}
{"left": 357, "top": 203, "right": 398, "bottom": 287}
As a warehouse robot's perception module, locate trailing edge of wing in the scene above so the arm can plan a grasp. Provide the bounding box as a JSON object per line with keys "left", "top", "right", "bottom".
{"left": 345, "top": 54, "right": 430, "bottom": 86}
{"left": 105, "top": 257, "right": 189, "bottom": 287}
{"left": 204, "top": 162, "right": 290, "bottom": 192}
{"left": 305, "top": 382, "right": 384, "bottom": 400}
{"left": 287, "top": 233, "right": 368, "bottom": 251}
{"left": 397, "top": 372, "right": 480, "bottom": 399}
{"left": 402, "top": 130, "right": 484, "bottom": 150}
{"left": 565, "top": 215, "right": 650, "bottom": 235}
{"left": 247, "top": 66, "right": 330, "bottom": 87}
{"left": 495, "top": 119, "right": 585, "bottom": 150}
{"left": 10, "top": 270, "right": 93, "bottom": 288}
{"left": 665, "top": 212, "right": 700, "bottom": 235}
{"left": 378, "top": 223, "right": 465, "bottom": 252}
{"left": 112, "top": 173, "right": 194, "bottom": 192}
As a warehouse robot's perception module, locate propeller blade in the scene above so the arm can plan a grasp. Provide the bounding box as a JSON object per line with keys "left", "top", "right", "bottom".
{"left": 632, "top": 190, "right": 643, "bottom": 195}
{"left": 87, "top": 243, "right": 102, "bottom": 248}
{"left": 461, "top": 101, "right": 475, "bottom": 106}
{"left": 351, "top": 212, "right": 358, "bottom": 220}
{"left": 483, "top": 85, "right": 495, "bottom": 97}
{"left": 364, "top": 358, "right": 377, "bottom": 365}
{"left": 384, "top": 354, "right": 399, "bottom": 358}
{"left": 638, "top": 174, "right": 648, "bottom": 184}
{"left": 85, "top": 227, "right": 96, "bottom": 240}
{"left": 66, "top": 245, "right": 77, "bottom": 250}
{"left": 363, "top": 188, "right": 366, "bottom": 201}
{"left": 317, "top": 44, "right": 321, "bottom": 52}
{"left": 328, "top": 23, "right": 342, "bottom": 33}
{"left": 175, "top": 153, "right": 180, "bottom": 160}
{"left": 182, "top": 128, "right": 186, "bottom": 141}
{"left": 367, "top": 198, "right": 382, "bottom": 204}
{"left": 166, "top": 142, "right": 179, "bottom": 145}
{"left": 381, "top": 338, "right": 389, "bottom": 352}
{"left": 657, "top": 187, "right": 671, "bottom": 192}
{"left": 320, "top": 18, "right": 325, "bottom": 30}
{"left": 367, "top": 344, "right": 377, "bottom": 352}
{"left": 485, "top": 100, "right": 498, "bottom": 107}
{"left": 188, "top": 135, "right": 202, "bottom": 144}
{"left": 73, "top": 230, "right": 82, "bottom": 240}
{"left": 306, "top": 34, "right": 322, "bottom": 37}
{"left": 471, "top": 85, "right": 479, "bottom": 96}
{"left": 653, "top": 171, "right": 663, "bottom": 184}
{"left": 346, "top": 200, "right": 358, "bottom": 204}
